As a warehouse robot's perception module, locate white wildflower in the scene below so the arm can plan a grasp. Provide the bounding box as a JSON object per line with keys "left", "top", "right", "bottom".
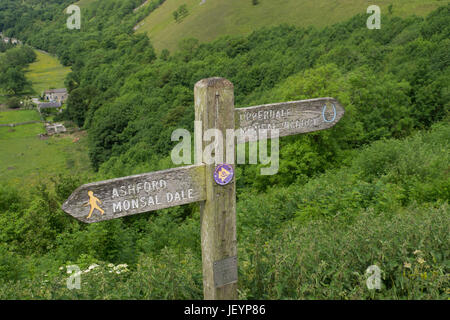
{"left": 88, "top": 263, "right": 99, "bottom": 270}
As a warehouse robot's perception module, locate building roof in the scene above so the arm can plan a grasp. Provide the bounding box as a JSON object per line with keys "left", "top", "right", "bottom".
{"left": 39, "top": 101, "right": 62, "bottom": 109}
{"left": 44, "top": 88, "right": 68, "bottom": 94}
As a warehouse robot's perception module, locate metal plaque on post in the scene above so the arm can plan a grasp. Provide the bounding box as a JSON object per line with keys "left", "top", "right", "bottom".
{"left": 213, "top": 256, "right": 238, "bottom": 288}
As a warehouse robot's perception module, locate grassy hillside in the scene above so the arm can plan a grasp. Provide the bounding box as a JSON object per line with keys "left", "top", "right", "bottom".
{"left": 25, "top": 50, "right": 71, "bottom": 96}
{"left": 0, "top": 110, "right": 40, "bottom": 125}
{"left": 0, "top": 123, "right": 93, "bottom": 188}
{"left": 137, "top": 0, "right": 447, "bottom": 51}
{"left": 75, "top": 0, "right": 99, "bottom": 8}
{"left": 0, "top": 110, "right": 92, "bottom": 188}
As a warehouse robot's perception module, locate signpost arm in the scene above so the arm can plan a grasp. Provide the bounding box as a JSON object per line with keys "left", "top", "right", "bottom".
{"left": 195, "top": 78, "right": 238, "bottom": 300}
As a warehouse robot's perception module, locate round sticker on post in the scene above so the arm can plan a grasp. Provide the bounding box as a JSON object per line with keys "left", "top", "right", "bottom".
{"left": 214, "top": 164, "right": 234, "bottom": 186}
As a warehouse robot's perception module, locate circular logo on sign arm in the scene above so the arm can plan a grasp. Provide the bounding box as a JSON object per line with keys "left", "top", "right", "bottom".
{"left": 214, "top": 164, "right": 234, "bottom": 186}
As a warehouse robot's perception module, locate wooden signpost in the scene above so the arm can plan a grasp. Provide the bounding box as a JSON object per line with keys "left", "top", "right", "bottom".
{"left": 62, "top": 165, "right": 206, "bottom": 224}
{"left": 235, "top": 97, "right": 345, "bottom": 142}
{"left": 62, "top": 77, "right": 345, "bottom": 300}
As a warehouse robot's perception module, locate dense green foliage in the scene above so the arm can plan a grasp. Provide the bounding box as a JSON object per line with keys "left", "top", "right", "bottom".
{"left": 0, "top": 121, "right": 448, "bottom": 299}
{"left": 0, "top": 1, "right": 448, "bottom": 299}
{"left": 3, "top": 1, "right": 448, "bottom": 176}
{"left": 0, "top": 40, "right": 14, "bottom": 52}
{"left": 0, "top": 45, "right": 36, "bottom": 95}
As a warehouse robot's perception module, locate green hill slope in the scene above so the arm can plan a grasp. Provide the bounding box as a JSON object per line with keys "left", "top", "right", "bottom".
{"left": 136, "top": 0, "right": 446, "bottom": 51}
{"left": 25, "top": 50, "right": 71, "bottom": 96}
{"left": 75, "top": 0, "right": 98, "bottom": 8}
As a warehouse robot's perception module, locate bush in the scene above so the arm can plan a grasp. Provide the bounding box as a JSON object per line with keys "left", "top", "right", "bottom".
{"left": 6, "top": 97, "right": 21, "bottom": 109}
{"left": 238, "top": 204, "right": 449, "bottom": 299}
{"left": 173, "top": 4, "right": 189, "bottom": 22}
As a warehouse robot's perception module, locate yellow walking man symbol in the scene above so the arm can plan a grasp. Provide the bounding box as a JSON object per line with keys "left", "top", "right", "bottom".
{"left": 84, "top": 191, "right": 105, "bottom": 219}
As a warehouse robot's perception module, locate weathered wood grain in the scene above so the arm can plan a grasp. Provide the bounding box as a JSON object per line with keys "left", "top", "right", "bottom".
{"left": 235, "top": 97, "right": 345, "bottom": 142}
{"left": 195, "top": 77, "right": 238, "bottom": 300}
{"left": 61, "top": 164, "right": 206, "bottom": 223}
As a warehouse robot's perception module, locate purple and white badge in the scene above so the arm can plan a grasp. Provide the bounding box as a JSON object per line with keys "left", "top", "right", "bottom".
{"left": 213, "top": 164, "right": 234, "bottom": 186}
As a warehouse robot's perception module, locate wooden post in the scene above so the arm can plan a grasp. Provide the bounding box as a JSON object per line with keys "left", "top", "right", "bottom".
{"left": 195, "top": 78, "right": 238, "bottom": 300}
{"left": 62, "top": 76, "right": 345, "bottom": 300}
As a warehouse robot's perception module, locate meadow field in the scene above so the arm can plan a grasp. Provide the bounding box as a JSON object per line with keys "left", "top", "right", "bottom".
{"left": 0, "top": 48, "right": 89, "bottom": 187}
{"left": 0, "top": 110, "right": 91, "bottom": 190}
{"left": 25, "top": 50, "right": 71, "bottom": 96}
{"left": 136, "top": 0, "right": 447, "bottom": 51}
{"left": 0, "top": 110, "right": 40, "bottom": 125}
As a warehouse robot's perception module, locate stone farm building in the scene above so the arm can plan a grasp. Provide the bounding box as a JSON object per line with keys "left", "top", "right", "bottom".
{"left": 45, "top": 123, "right": 67, "bottom": 135}
{"left": 37, "top": 101, "right": 62, "bottom": 113}
{"left": 44, "top": 88, "right": 68, "bottom": 103}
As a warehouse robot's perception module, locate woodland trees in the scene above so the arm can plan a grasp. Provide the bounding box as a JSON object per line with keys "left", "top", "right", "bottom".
{"left": 0, "top": 0, "right": 448, "bottom": 299}
{"left": 0, "top": 46, "right": 35, "bottom": 95}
